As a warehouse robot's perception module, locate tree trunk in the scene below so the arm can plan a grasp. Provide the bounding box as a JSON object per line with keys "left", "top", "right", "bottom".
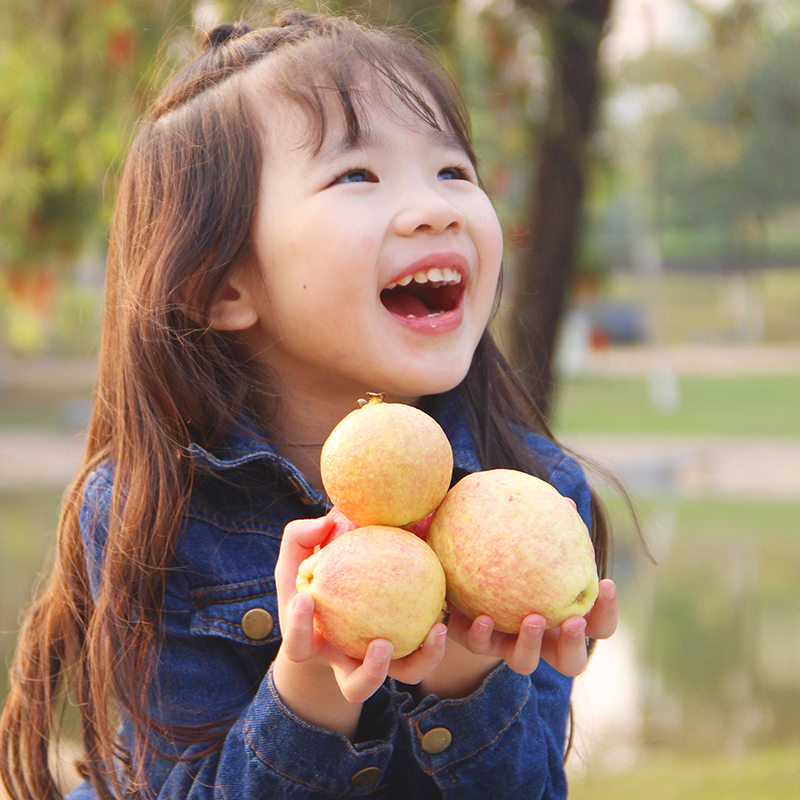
{"left": 508, "top": 0, "right": 614, "bottom": 419}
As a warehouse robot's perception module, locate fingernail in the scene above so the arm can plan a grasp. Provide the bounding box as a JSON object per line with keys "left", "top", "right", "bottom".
{"left": 569, "top": 621, "right": 587, "bottom": 637}
{"left": 601, "top": 580, "right": 617, "bottom": 600}
{"left": 372, "top": 642, "right": 393, "bottom": 663}
{"left": 436, "top": 628, "right": 448, "bottom": 646}
{"left": 292, "top": 592, "right": 312, "bottom": 613}
{"left": 525, "top": 620, "right": 544, "bottom": 635}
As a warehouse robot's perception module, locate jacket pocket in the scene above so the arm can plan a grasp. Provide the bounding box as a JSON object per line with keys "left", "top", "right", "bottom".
{"left": 189, "top": 579, "right": 280, "bottom": 646}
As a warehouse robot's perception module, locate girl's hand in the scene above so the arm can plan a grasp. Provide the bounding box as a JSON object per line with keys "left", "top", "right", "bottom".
{"left": 274, "top": 516, "right": 447, "bottom": 706}
{"left": 539, "top": 578, "right": 618, "bottom": 677}
{"left": 446, "top": 578, "right": 618, "bottom": 678}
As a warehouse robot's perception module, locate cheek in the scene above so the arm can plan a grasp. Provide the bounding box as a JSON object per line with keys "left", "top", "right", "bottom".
{"left": 359, "top": 234, "right": 379, "bottom": 253}
{"left": 299, "top": 212, "right": 378, "bottom": 265}
{"left": 323, "top": 224, "right": 379, "bottom": 263}
{"left": 468, "top": 194, "right": 503, "bottom": 257}
{"left": 479, "top": 214, "right": 504, "bottom": 294}
{"left": 485, "top": 206, "right": 505, "bottom": 260}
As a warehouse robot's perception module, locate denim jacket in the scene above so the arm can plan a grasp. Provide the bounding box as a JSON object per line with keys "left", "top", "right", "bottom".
{"left": 67, "top": 393, "right": 593, "bottom": 799}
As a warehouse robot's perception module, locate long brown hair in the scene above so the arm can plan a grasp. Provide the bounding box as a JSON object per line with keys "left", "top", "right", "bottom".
{"left": 0, "top": 9, "right": 611, "bottom": 799}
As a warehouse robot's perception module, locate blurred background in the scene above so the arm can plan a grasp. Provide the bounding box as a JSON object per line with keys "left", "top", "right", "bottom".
{"left": 1, "top": 0, "right": 798, "bottom": 797}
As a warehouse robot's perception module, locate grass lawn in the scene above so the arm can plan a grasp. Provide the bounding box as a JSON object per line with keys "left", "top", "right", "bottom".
{"left": 0, "top": 387, "right": 92, "bottom": 431}
{"left": 553, "top": 374, "right": 800, "bottom": 438}
{"left": 604, "top": 494, "right": 800, "bottom": 545}
{"left": 568, "top": 744, "right": 800, "bottom": 800}
{"left": 601, "top": 268, "right": 800, "bottom": 343}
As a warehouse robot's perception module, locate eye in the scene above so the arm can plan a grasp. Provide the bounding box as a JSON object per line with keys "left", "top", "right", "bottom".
{"left": 333, "top": 168, "right": 378, "bottom": 184}
{"left": 438, "top": 165, "right": 472, "bottom": 182}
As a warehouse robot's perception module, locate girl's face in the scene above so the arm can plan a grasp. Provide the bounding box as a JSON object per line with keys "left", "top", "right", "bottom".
{"left": 245, "top": 82, "right": 503, "bottom": 408}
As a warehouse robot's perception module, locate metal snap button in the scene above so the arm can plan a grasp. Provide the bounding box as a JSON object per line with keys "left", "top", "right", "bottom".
{"left": 241, "top": 608, "right": 274, "bottom": 641}
{"left": 421, "top": 727, "right": 452, "bottom": 754}
{"left": 350, "top": 766, "right": 382, "bottom": 787}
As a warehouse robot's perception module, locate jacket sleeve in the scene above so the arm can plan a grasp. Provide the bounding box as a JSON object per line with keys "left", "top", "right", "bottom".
{"left": 150, "top": 669, "right": 402, "bottom": 798}
{"left": 392, "top": 661, "right": 572, "bottom": 799}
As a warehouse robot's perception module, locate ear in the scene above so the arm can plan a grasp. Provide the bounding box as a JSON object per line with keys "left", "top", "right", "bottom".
{"left": 208, "top": 272, "right": 260, "bottom": 332}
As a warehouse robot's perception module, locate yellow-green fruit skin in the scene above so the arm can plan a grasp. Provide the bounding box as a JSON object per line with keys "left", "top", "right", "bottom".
{"left": 427, "top": 469, "right": 599, "bottom": 632}
{"left": 296, "top": 526, "right": 447, "bottom": 660}
{"left": 320, "top": 401, "right": 453, "bottom": 528}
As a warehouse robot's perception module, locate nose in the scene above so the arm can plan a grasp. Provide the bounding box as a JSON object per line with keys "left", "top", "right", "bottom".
{"left": 392, "top": 184, "right": 466, "bottom": 237}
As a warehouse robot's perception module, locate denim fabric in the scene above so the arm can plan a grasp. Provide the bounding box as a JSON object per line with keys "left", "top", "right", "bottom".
{"left": 68, "top": 392, "right": 591, "bottom": 799}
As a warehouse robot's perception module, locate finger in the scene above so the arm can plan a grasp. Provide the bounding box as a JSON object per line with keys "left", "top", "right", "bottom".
{"left": 584, "top": 579, "right": 618, "bottom": 641}
{"left": 439, "top": 605, "right": 472, "bottom": 645}
{"left": 279, "top": 592, "right": 319, "bottom": 663}
{"left": 505, "top": 614, "right": 546, "bottom": 675}
{"left": 388, "top": 623, "right": 448, "bottom": 684}
{"left": 554, "top": 616, "right": 589, "bottom": 677}
{"left": 275, "top": 516, "right": 335, "bottom": 600}
{"left": 463, "top": 615, "right": 495, "bottom": 655}
{"left": 333, "top": 640, "right": 393, "bottom": 704}
{"left": 280, "top": 516, "right": 336, "bottom": 563}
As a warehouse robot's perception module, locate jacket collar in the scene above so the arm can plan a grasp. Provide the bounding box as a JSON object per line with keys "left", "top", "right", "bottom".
{"left": 187, "top": 423, "right": 326, "bottom": 505}
{"left": 186, "top": 391, "right": 482, "bottom": 500}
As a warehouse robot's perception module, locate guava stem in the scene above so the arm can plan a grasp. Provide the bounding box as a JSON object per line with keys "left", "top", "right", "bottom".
{"left": 357, "top": 392, "right": 387, "bottom": 408}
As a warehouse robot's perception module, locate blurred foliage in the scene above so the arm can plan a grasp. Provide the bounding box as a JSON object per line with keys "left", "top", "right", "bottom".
{"left": 0, "top": 1, "right": 193, "bottom": 269}
{"left": 3, "top": 0, "right": 799, "bottom": 275}
{"left": 594, "top": 0, "right": 800, "bottom": 267}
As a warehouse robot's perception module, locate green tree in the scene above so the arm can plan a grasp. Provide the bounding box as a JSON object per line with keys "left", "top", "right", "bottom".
{"left": 610, "top": 0, "right": 800, "bottom": 265}
{"left": 0, "top": 1, "right": 231, "bottom": 352}
{"left": 0, "top": 1, "right": 201, "bottom": 271}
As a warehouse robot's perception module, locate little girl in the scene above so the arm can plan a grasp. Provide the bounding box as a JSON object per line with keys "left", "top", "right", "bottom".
{"left": 0, "top": 9, "right": 617, "bottom": 799}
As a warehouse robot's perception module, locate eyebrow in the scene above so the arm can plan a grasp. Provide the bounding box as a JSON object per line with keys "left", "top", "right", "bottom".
{"left": 313, "top": 125, "right": 469, "bottom": 164}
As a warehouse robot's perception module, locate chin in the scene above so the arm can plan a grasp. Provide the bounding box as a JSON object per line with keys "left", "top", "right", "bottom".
{"left": 383, "top": 365, "right": 471, "bottom": 402}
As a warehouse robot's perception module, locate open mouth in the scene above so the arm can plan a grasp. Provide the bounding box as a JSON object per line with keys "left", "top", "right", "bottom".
{"left": 380, "top": 267, "right": 464, "bottom": 318}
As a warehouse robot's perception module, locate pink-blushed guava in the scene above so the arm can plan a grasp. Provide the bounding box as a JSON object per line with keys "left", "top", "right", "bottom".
{"left": 315, "top": 506, "right": 359, "bottom": 550}
{"left": 296, "top": 525, "right": 447, "bottom": 659}
{"left": 320, "top": 394, "right": 453, "bottom": 528}
{"left": 426, "top": 469, "right": 599, "bottom": 631}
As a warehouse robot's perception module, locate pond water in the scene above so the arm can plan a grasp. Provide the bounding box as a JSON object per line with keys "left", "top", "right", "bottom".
{"left": 0, "top": 487, "right": 62, "bottom": 667}
{"left": 1, "top": 486, "right": 799, "bottom": 775}
{"left": 571, "top": 493, "right": 800, "bottom": 773}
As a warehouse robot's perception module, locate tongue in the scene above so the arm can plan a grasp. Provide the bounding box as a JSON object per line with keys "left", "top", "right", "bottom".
{"left": 382, "top": 292, "right": 432, "bottom": 318}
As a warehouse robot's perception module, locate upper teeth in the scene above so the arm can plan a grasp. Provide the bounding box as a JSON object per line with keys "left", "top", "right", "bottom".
{"left": 386, "top": 267, "right": 462, "bottom": 290}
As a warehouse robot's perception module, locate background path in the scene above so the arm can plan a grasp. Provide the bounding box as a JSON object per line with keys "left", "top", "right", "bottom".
{"left": 562, "top": 433, "right": 800, "bottom": 499}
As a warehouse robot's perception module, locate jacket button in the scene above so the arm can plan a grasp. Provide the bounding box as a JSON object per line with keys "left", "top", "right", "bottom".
{"left": 350, "top": 766, "right": 382, "bottom": 787}
{"left": 421, "top": 727, "right": 452, "bottom": 754}
{"left": 241, "top": 608, "right": 274, "bottom": 640}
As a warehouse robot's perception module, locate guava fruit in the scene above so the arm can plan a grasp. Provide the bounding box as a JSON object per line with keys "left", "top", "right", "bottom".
{"left": 320, "top": 393, "right": 453, "bottom": 528}
{"left": 426, "top": 469, "right": 599, "bottom": 631}
{"left": 296, "top": 525, "right": 447, "bottom": 659}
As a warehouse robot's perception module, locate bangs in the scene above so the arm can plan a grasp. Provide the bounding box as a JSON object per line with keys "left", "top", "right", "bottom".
{"left": 248, "top": 23, "right": 477, "bottom": 167}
